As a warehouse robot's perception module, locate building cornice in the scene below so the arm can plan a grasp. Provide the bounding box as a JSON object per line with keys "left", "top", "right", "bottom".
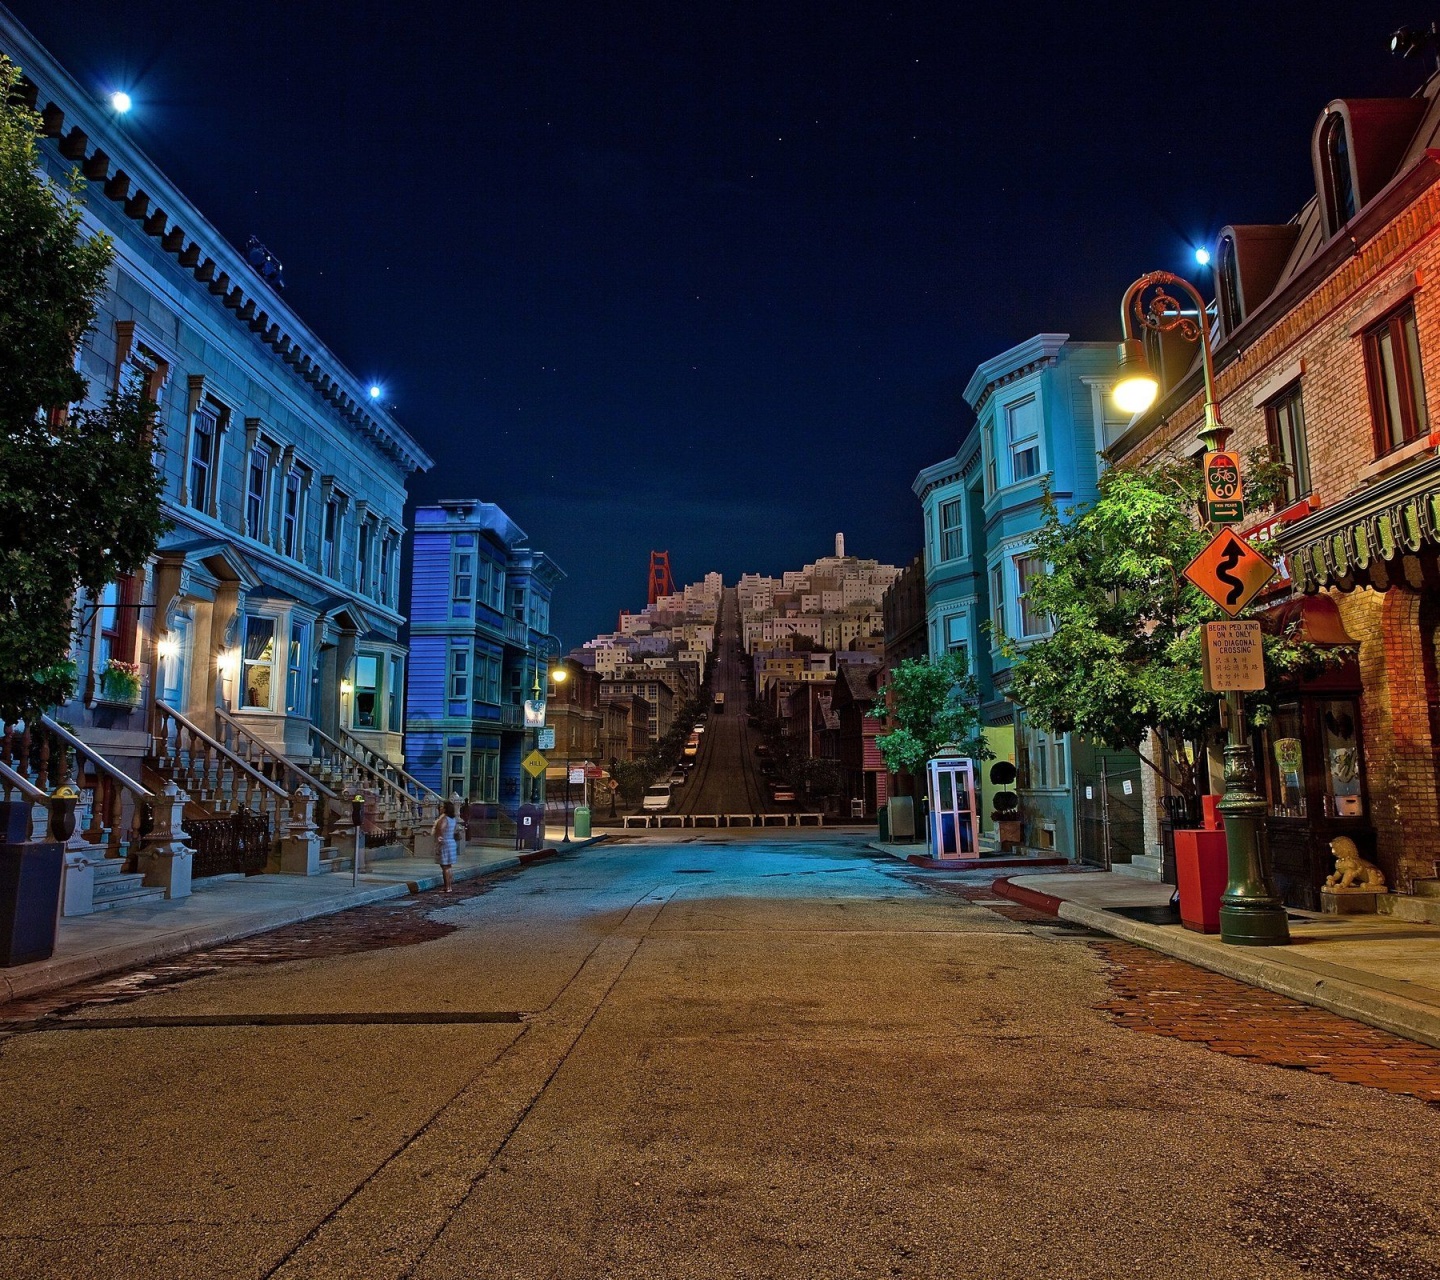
{"left": 963, "top": 333, "right": 1070, "bottom": 415}
{"left": 3, "top": 7, "right": 433, "bottom": 475}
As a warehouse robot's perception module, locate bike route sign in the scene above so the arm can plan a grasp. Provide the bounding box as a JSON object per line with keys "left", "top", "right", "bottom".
{"left": 1183, "top": 528, "right": 1275, "bottom": 618}
{"left": 1202, "top": 450, "right": 1245, "bottom": 523}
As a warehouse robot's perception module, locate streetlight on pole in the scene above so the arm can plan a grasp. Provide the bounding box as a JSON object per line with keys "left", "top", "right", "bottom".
{"left": 1114, "top": 270, "right": 1290, "bottom": 947}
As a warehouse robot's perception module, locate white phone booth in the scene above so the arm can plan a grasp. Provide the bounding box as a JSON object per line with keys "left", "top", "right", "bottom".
{"left": 926, "top": 749, "right": 979, "bottom": 860}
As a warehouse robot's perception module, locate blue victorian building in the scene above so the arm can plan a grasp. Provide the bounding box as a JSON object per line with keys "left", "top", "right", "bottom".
{"left": 405, "top": 501, "right": 564, "bottom": 812}
{"left": 914, "top": 334, "right": 1140, "bottom": 861}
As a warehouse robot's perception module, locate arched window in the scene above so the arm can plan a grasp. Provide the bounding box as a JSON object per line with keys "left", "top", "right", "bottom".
{"left": 1321, "top": 113, "right": 1357, "bottom": 233}
{"left": 1217, "top": 235, "right": 1243, "bottom": 334}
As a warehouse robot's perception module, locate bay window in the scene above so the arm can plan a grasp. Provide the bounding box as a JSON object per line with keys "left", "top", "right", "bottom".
{"left": 242, "top": 616, "right": 276, "bottom": 710}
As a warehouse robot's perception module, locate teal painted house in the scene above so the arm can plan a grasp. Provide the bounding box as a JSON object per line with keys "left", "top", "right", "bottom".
{"left": 915, "top": 334, "right": 1140, "bottom": 859}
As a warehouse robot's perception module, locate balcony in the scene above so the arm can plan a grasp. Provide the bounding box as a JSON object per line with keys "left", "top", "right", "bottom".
{"left": 501, "top": 705, "right": 523, "bottom": 730}
{"left": 503, "top": 616, "right": 527, "bottom": 647}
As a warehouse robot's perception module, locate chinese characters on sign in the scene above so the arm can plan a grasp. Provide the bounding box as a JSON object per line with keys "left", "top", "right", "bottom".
{"left": 1201, "top": 620, "right": 1266, "bottom": 692}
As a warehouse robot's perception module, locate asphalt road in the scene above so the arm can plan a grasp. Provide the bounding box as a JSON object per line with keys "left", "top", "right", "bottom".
{"left": 676, "top": 587, "right": 771, "bottom": 816}
{"left": 3, "top": 835, "right": 1439, "bottom": 1279}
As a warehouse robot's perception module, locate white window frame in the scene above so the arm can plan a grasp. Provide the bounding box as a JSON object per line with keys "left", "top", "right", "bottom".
{"left": 988, "top": 565, "right": 1005, "bottom": 642}
{"left": 1005, "top": 394, "right": 1043, "bottom": 485}
{"left": 938, "top": 497, "right": 964, "bottom": 561}
{"left": 1014, "top": 552, "right": 1048, "bottom": 639}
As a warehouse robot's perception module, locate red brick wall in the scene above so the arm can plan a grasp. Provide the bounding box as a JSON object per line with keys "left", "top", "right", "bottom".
{"left": 1118, "top": 182, "right": 1440, "bottom": 887}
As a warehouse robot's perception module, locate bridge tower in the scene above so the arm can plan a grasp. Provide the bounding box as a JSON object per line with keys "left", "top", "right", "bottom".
{"left": 647, "top": 551, "right": 675, "bottom": 605}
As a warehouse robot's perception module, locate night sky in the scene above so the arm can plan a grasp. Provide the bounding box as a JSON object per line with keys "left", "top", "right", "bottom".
{"left": 23, "top": 2, "right": 1430, "bottom": 645}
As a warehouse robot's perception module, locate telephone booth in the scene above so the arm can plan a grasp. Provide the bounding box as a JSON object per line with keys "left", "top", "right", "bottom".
{"left": 926, "top": 750, "right": 979, "bottom": 860}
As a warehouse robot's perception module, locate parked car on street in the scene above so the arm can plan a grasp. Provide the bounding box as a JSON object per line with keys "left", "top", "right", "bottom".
{"left": 770, "top": 783, "right": 796, "bottom": 802}
{"left": 642, "top": 784, "right": 673, "bottom": 812}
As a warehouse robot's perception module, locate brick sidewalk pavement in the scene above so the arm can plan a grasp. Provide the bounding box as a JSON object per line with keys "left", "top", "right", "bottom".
{"left": 924, "top": 875, "right": 1440, "bottom": 1107}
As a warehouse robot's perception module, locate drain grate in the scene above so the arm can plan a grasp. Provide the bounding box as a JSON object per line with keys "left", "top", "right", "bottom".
{"left": 4, "top": 1010, "right": 524, "bottom": 1035}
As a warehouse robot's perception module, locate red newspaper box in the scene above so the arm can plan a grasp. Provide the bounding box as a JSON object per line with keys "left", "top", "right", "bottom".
{"left": 1174, "top": 800, "right": 1228, "bottom": 933}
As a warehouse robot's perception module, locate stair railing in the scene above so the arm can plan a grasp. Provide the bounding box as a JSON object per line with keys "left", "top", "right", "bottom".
{"left": 38, "top": 714, "right": 154, "bottom": 859}
{"left": 213, "top": 708, "right": 338, "bottom": 834}
{"left": 306, "top": 724, "right": 427, "bottom": 827}
{"left": 337, "top": 728, "right": 442, "bottom": 805}
{"left": 153, "top": 702, "right": 289, "bottom": 846}
{"left": 0, "top": 757, "right": 49, "bottom": 841}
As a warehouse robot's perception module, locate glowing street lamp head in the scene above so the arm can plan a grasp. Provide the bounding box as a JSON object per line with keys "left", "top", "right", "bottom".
{"left": 368, "top": 384, "right": 382, "bottom": 400}
{"left": 550, "top": 666, "right": 569, "bottom": 684}
{"left": 1194, "top": 246, "right": 1212, "bottom": 267}
{"left": 1113, "top": 338, "right": 1160, "bottom": 415}
{"left": 110, "top": 91, "right": 132, "bottom": 113}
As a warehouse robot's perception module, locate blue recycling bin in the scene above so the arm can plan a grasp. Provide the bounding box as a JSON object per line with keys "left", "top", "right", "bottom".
{"left": 515, "top": 803, "right": 545, "bottom": 851}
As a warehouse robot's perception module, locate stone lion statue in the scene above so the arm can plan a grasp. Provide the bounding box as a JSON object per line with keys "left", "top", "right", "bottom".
{"left": 1324, "top": 836, "right": 1386, "bottom": 892}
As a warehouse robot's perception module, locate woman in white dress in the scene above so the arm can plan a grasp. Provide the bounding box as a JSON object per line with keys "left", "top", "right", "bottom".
{"left": 433, "top": 800, "right": 458, "bottom": 893}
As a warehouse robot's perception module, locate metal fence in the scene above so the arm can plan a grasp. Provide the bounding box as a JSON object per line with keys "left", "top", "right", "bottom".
{"left": 188, "top": 809, "right": 271, "bottom": 878}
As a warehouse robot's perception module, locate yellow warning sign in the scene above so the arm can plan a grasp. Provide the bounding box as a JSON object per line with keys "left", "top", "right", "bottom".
{"left": 521, "top": 749, "right": 548, "bottom": 778}
{"left": 1184, "top": 529, "right": 1276, "bottom": 618}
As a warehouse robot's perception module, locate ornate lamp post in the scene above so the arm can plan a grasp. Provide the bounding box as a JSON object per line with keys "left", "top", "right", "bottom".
{"left": 1114, "top": 271, "right": 1289, "bottom": 947}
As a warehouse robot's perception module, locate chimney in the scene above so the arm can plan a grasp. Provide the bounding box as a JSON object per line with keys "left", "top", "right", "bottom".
{"left": 835, "top": 532, "right": 845, "bottom": 558}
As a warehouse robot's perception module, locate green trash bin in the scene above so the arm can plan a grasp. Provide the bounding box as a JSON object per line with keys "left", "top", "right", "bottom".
{"left": 572, "top": 805, "right": 591, "bottom": 840}
{"left": 877, "top": 805, "right": 890, "bottom": 842}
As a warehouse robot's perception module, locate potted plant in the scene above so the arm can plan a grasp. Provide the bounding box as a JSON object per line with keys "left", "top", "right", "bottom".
{"left": 98, "top": 659, "right": 142, "bottom": 705}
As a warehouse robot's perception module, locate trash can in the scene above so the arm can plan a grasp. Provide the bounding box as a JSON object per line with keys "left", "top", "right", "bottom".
{"left": 0, "top": 801, "right": 64, "bottom": 966}
{"left": 573, "top": 805, "right": 591, "bottom": 840}
{"left": 877, "top": 805, "right": 890, "bottom": 842}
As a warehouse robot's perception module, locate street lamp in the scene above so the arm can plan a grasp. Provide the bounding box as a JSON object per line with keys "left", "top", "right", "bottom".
{"left": 1116, "top": 271, "right": 1289, "bottom": 947}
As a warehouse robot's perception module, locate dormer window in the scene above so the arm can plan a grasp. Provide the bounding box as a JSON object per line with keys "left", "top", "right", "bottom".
{"left": 1217, "top": 235, "right": 1243, "bottom": 334}
{"left": 1321, "top": 113, "right": 1357, "bottom": 234}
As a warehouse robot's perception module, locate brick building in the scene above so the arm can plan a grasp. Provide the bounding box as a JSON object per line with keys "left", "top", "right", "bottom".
{"left": 1110, "top": 73, "right": 1440, "bottom": 903}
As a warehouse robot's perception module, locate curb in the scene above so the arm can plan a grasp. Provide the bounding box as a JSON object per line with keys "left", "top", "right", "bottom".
{"left": 0, "top": 838, "right": 603, "bottom": 1008}
{"left": 991, "top": 877, "right": 1065, "bottom": 916}
{"left": 993, "top": 877, "right": 1440, "bottom": 1051}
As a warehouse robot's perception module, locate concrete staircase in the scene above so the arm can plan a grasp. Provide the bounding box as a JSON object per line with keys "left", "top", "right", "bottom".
{"left": 90, "top": 856, "right": 165, "bottom": 912}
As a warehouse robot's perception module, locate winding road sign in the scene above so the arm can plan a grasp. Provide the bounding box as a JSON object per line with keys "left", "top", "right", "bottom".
{"left": 1183, "top": 529, "right": 1275, "bottom": 617}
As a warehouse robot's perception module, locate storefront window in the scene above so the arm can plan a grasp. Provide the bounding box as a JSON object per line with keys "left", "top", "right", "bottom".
{"left": 242, "top": 617, "right": 276, "bottom": 710}
{"left": 353, "top": 653, "right": 379, "bottom": 729}
{"left": 1266, "top": 703, "right": 1306, "bottom": 819}
{"left": 1319, "top": 699, "right": 1363, "bottom": 818}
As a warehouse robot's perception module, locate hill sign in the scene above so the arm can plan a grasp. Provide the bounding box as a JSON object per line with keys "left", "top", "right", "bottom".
{"left": 1202, "top": 450, "right": 1245, "bottom": 523}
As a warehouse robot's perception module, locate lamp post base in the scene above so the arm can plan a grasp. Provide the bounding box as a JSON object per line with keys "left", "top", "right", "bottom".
{"left": 1219, "top": 902, "right": 1290, "bottom": 946}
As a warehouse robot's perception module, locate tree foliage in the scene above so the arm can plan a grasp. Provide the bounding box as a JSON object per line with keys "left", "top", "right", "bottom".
{"left": 1004, "top": 454, "right": 1343, "bottom": 793}
{"left": 0, "top": 57, "right": 167, "bottom": 721}
{"left": 872, "top": 652, "right": 989, "bottom": 776}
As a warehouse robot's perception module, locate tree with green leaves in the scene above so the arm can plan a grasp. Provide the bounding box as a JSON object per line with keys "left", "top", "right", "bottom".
{"left": 873, "top": 651, "right": 989, "bottom": 777}
{"left": 0, "top": 56, "right": 167, "bottom": 722}
{"left": 1003, "top": 453, "right": 1342, "bottom": 795}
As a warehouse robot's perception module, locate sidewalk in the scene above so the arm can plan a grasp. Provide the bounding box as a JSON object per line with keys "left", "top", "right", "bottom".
{"left": 999, "top": 870, "right": 1440, "bottom": 1049}
{"left": 0, "top": 835, "right": 604, "bottom": 1007}
{"left": 868, "top": 840, "right": 1071, "bottom": 871}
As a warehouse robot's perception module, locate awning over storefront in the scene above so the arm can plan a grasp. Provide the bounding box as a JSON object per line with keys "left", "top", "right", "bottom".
{"left": 1281, "top": 454, "right": 1440, "bottom": 594}
{"left": 1256, "top": 594, "right": 1357, "bottom": 646}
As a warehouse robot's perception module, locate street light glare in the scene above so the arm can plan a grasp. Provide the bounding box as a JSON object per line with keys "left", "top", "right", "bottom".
{"left": 1194, "top": 246, "right": 1211, "bottom": 267}
{"left": 1114, "top": 374, "right": 1160, "bottom": 415}
{"left": 551, "top": 667, "right": 569, "bottom": 683}
{"left": 110, "top": 91, "right": 132, "bottom": 113}
{"left": 368, "top": 384, "right": 382, "bottom": 399}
